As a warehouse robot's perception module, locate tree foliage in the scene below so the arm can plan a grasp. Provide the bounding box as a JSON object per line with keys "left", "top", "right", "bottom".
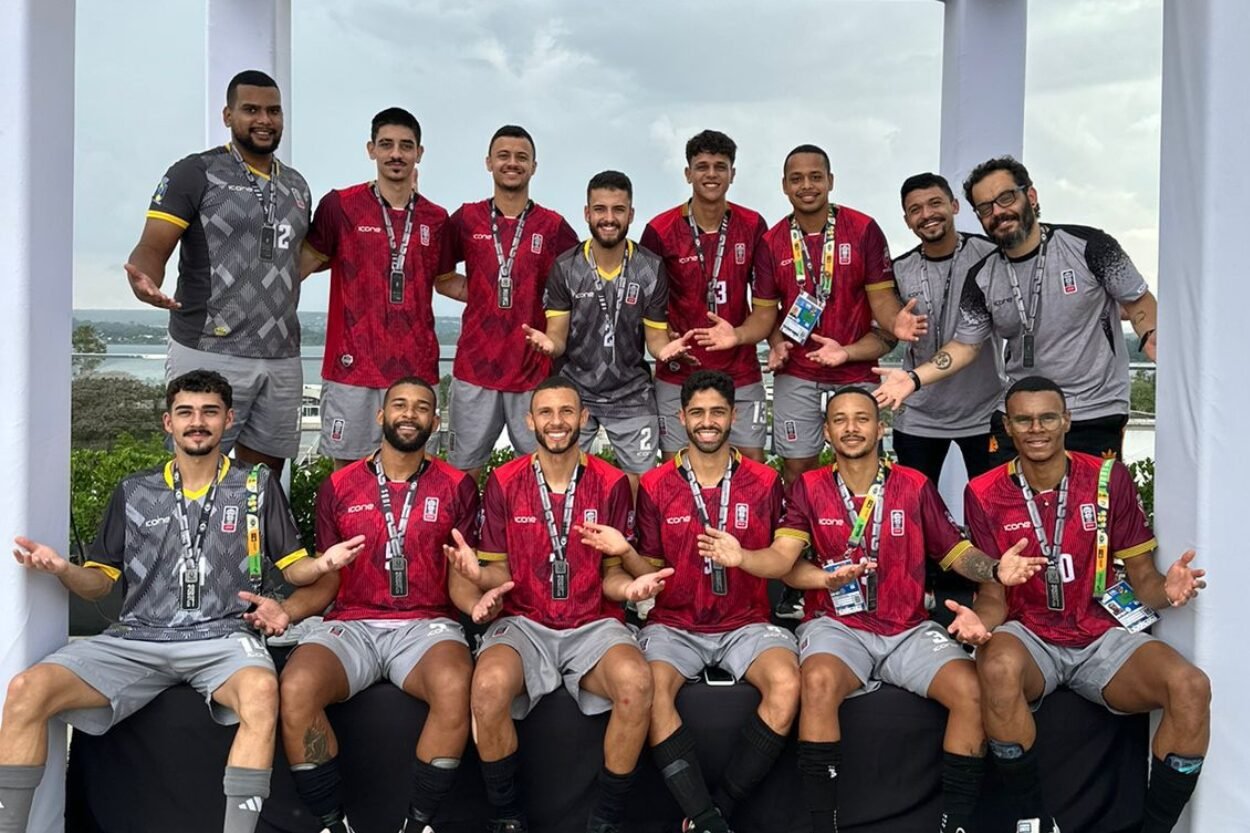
{"left": 72, "top": 323, "right": 107, "bottom": 376}
{"left": 72, "top": 375, "right": 166, "bottom": 449}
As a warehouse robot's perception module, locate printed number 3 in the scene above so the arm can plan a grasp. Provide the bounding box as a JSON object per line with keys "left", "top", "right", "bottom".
{"left": 715, "top": 281, "right": 728, "bottom": 305}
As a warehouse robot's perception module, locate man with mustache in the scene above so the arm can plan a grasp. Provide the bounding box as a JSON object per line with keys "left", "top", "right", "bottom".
{"left": 279, "top": 377, "right": 480, "bottom": 833}
{"left": 300, "top": 109, "right": 449, "bottom": 469}
{"left": 124, "top": 70, "right": 313, "bottom": 475}
{"left": 873, "top": 156, "right": 1159, "bottom": 463}
{"left": 445, "top": 377, "right": 659, "bottom": 833}
{"left": 436, "top": 126, "right": 580, "bottom": 483}
{"left": 525, "top": 170, "right": 691, "bottom": 490}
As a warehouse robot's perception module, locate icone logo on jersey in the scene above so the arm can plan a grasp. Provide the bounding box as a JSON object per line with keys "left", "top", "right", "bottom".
{"left": 678, "top": 254, "right": 700, "bottom": 265}
{"left": 1002, "top": 520, "right": 1032, "bottom": 531}
{"left": 144, "top": 516, "right": 172, "bottom": 528}
{"left": 1080, "top": 503, "right": 1097, "bottom": 531}
{"left": 666, "top": 515, "right": 692, "bottom": 525}
{"left": 735, "top": 243, "right": 746, "bottom": 265}
{"left": 356, "top": 225, "right": 383, "bottom": 234}
{"left": 423, "top": 497, "right": 440, "bottom": 522}
{"left": 472, "top": 233, "right": 493, "bottom": 241}
{"left": 346, "top": 503, "right": 376, "bottom": 514}
{"left": 513, "top": 516, "right": 538, "bottom": 524}
{"left": 818, "top": 518, "right": 845, "bottom": 526}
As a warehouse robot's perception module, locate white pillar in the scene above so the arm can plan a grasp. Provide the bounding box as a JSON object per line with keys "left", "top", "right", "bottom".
{"left": 0, "top": 2, "right": 75, "bottom": 832}
{"left": 1155, "top": 2, "right": 1250, "bottom": 829}
{"left": 205, "top": 0, "right": 293, "bottom": 151}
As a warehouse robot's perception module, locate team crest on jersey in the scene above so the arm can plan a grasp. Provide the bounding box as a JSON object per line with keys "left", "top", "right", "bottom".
{"left": 735, "top": 242, "right": 746, "bottom": 265}
{"left": 583, "top": 509, "right": 598, "bottom": 525}
{"left": 331, "top": 418, "right": 346, "bottom": 442}
{"left": 735, "top": 503, "right": 749, "bottom": 529}
{"left": 838, "top": 243, "right": 852, "bottom": 265}
{"left": 783, "top": 420, "right": 799, "bottom": 442}
{"left": 658, "top": 416, "right": 668, "bottom": 436}
{"left": 420, "top": 224, "right": 431, "bottom": 246}
{"left": 890, "top": 509, "right": 905, "bottom": 537}
{"left": 531, "top": 233, "right": 544, "bottom": 254}
{"left": 1061, "top": 269, "right": 1078, "bottom": 295}
{"left": 423, "top": 497, "right": 440, "bottom": 522}
{"left": 1080, "top": 503, "right": 1097, "bottom": 531}
{"left": 221, "top": 505, "right": 239, "bottom": 534}
{"left": 625, "top": 283, "right": 640, "bottom": 305}
{"left": 152, "top": 176, "right": 169, "bottom": 205}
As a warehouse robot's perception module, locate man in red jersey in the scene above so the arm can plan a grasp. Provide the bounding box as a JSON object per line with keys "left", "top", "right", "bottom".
{"left": 301, "top": 108, "right": 449, "bottom": 468}
{"left": 756, "top": 144, "right": 924, "bottom": 486}
{"left": 963, "top": 376, "right": 1209, "bottom": 833}
{"left": 640, "top": 131, "right": 778, "bottom": 462}
{"left": 436, "top": 125, "right": 580, "bottom": 482}
{"left": 279, "top": 377, "right": 480, "bottom": 833}
{"left": 444, "top": 377, "right": 661, "bottom": 833}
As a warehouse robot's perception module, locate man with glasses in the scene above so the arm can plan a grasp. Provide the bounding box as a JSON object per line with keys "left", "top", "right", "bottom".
{"left": 873, "top": 156, "right": 1158, "bottom": 462}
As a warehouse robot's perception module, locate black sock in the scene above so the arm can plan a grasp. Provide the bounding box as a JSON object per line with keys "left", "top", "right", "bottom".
{"left": 988, "top": 740, "right": 1049, "bottom": 823}
{"left": 480, "top": 751, "right": 525, "bottom": 823}
{"left": 651, "top": 724, "right": 714, "bottom": 820}
{"left": 1141, "top": 754, "right": 1203, "bottom": 833}
{"left": 290, "top": 758, "right": 344, "bottom": 826}
{"left": 712, "top": 713, "right": 788, "bottom": 818}
{"left": 940, "top": 752, "right": 984, "bottom": 832}
{"left": 797, "top": 740, "right": 841, "bottom": 833}
{"left": 408, "top": 757, "right": 459, "bottom": 823}
{"left": 589, "top": 766, "right": 636, "bottom": 826}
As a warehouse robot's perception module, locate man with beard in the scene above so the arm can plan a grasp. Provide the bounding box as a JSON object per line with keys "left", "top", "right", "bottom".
{"left": 873, "top": 157, "right": 1159, "bottom": 463}
{"left": 279, "top": 377, "right": 480, "bottom": 833}
{"left": 525, "top": 170, "right": 691, "bottom": 489}
{"left": 444, "top": 377, "right": 659, "bottom": 833}
{"left": 300, "top": 109, "right": 450, "bottom": 468}
{"left": 579, "top": 370, "right": 796, "bottom": 833}
{"left": 436, "top": 126, "right": 580, "bottom": 482}
{"left": 0, "top": 370, "right": 361, "bottom": 833}
{"left": 124, "top": 70, "right": 313, "bottom": 474}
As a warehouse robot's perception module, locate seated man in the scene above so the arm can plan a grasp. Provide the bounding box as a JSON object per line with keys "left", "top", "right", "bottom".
{"left": 962, "top": 376, "right": 1209, "bottom": 833}
{"left": 445, "top": 377, "right": 659, "bottom": 833}
{"left": 279, "top": 377, "right": 480, "bottom": 833}
{"left": 0, "top": 370, "right": 361, "bottom": 833}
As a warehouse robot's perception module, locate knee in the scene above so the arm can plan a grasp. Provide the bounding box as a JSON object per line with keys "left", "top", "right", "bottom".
{"left": 761, "top": 666, "right": 802, "bottom": 717}
{"left": 278, "top": 668, "right": 323, "bottom": 727}
{"left": 944, "top": 668, "right": 984, "bottom": 719}
{"left": 976, "top": 649, "right": 1025, "bottom": 706}
{"left": 1166, "top": 666, "right": 1211, "bottom": 720}
{"left": 3, "top": 669, "right": 56, "bottom": 725}
{"left": 234, "top": 670, "right": 279, "bottom": 727}
{"left": 470, "top": 664, "right": 516, "bottom": 723}
{"left": 427, "top": 666, "right": 473, "bottom": 719}
{"left": 610, "top": 664, "right": 654, "bottom": 716}
{"left": 800, "top": 663, "right": 844, "bottom": 711}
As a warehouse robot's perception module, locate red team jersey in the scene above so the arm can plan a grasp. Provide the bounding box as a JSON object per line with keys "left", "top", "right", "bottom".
{"left": 480, "top": 453, "right": 633, "bottom": 629}
{"left": 438, "top": 200, "right": 579, "bottom": 392}
{"left": 640, "top": 203, "right": 775, "bottom": 387}
{"left": 754, "top": 205, "right": 894, "bottom": 385}
{"left": 965, "top": 453, "right": 1157, "bottom": 649}
{"left": 316, "top": 456, "right": 479, "bottom": 621}
{"left": 306, "top": 185, "right": 449, "bottom": 388}
{"left": 637, "top": 453, "right": 785, "bottom": 633}
{"left": 778, "top": 463, "right": 969, "bottom": 636}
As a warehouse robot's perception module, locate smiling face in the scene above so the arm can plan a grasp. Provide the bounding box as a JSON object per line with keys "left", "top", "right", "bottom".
{"left": 164, "top": 392, "right": 232, "bottom": 457}
{"left": 486, "top": 136, "right": 536, "bottom": 193}
{"left": 679, "top": 388, "right": 736, "bottom": 455}
{"left": 1003, "top": 389, "right": 1071, "bottom": 463}
{"left": 783, "top": 152, "right": 834, "bottom": 219}
{"left": 369, "top": 123, "right": 424, "bottom": 188}
{"left": 685, "top": 152, "right": 735, "bottom": 205}
{"left": 903, "top": 185, "right": 958, "bottom": 246}
{"left": 527, "top": 385, "right": 587, "bottom": 455}
{"left": 823, "top": 391, "right": 883, "bottom": 462}
{"left": 223, "top": 84, "right": 283, "bottom": 156}
{"left": 585, "top": 187, "right": 633, "bottom": 249}
{"left": 378, "top": 382, "right": 438, "bottom": 453}
{"left": 970, "top": 169, "right": 1038, "bottom": 250}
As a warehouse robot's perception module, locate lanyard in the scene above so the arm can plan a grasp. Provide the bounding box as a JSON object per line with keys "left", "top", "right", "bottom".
{"left": 171, "top": 460, "right": 225, "bottom": 570}
{"left": 788, "top": 205, "right": 837, "bottom": 303}
{"left": 687, "top": 202, "right": 730, "bottom": 312}
{"left": 585, "top": 241, "right": 632, "bottom": 356}
{"left": 679, "top": 452, "right": 736, "bottom": 595}
{"left": 490, "top": 199, "right": 533, "bottom": 281}
{"left": 917, "top": 235, "right": 964, "bottom": 349}
{"left": 1093, "top": 459, "right": 1115, "bottom": 596}
{"left": 532, "top": 455, "right": 581, "bottom": 562}
{"left": 833, "top": 464, "right": 887, "bottom": 564}
{"left": 227, "top": 143, "right": 278, "bottom": 226}
{"left": 1014, "top": 458, "right": 1069, "bottom": 610}
{"left": 1003, "top": 226, "right": 1050, "bottom": 337}
{"left": 371, "top": 184, "right": 417, "bottom": 275}
{"left": 375, "top": 454, "right": 424, "bottom": 557}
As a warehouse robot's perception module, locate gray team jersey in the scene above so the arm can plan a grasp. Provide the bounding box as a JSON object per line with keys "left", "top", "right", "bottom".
{"left": 893, "top": 234, "right": 1004, "bottom": 436}
{"left": 147, "top": 146, "right": 312, "bottom": 358}
{"left": 953, "top": 224, "right": 1149, "bottom": 421}
{"left": 544, "top": 240, "right": 669, "bottom": 417}
{"left": 84, "top": 458, "right": 307, "bottom": 641}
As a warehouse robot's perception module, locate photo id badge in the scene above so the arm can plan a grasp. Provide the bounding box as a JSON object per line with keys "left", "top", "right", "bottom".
{"left": 180, "top": 566, "right": 201, "bottom": 611}
{"left": 497, "top": 276, "right": 513, "bottom": 309}
{"left": 389, "top": 269, "right": 405, "bottom": 305}
{"left": 388, "top": 557, "right": 409, "bottom": 598}
{"left": 1022, "top": 333, "right": 1036, "bottom": 368}
{"left": 259, "top": 223, "right": 277, "bottom": 262}
{"left": 1099, "top": 580, "right": 1159, "bottom": 633}
{"left": 710, "top": 562, "right": 728, "bottom": 596}
{"left": 863, "top": 570, "right": 878, "bottom": 612}
{"left": 551, "top": 559, "right": 570, "bottom": 600}
{"left": 1045, "top": 565, "right": 1065, "bottom": 611}
{"left": 825, "top": 558, "right": 865, "bottom": 616}
{"left": 779, "top": 291, "right": 825, "bottom": 345}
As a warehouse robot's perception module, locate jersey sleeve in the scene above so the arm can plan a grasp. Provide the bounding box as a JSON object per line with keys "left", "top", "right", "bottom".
{"left": 478, "top": 473, "right": 509, "bottom": 561}
{"left": 304, "top": 190, "right": 341, "bottom": 262}
{"left": 601, "top": 474, "right": 634, "bottom": 568}
{"left": 314, "top": 475, "right": 340, "bottom": 555}
{"left": 1108, "top": 461, "right": 1156, "bottom": 559}
{"left": 437, "top": 207, "right": 465, "bottom": 276}
{"left": 554, "top": 217, "right": 580, "bottom": 257}
{"left": 639, "top": 223, "right": 664, "bottom": 257}
{"left": 635, "top": 483, "right": 666, "bottom": 565}
{"left": 776, "top": 475, "right": 813, "bottom": 544}
{"left": 543, "top": 259, "right": 572, "bottom": 313}
{"left": 644, "top": 261, "right": 670, "bottom": 325}
{"left": 83, "top": 483, "right": 128, "bottom": 581}
{"left": 1082, "top": 228, "right": 1150, "bottom": 303}
{"left": 862, "top": 219, "right": 895, "bottom": 291}
{"left": 453, "top": 472, "right": 482, "bottom": 549}
{"left": 146, "top": 155, "right": 207, "bottom": 231}
{"left": 917, "top": 479, "right": 973, "bottom": 570}
{"left": 749, "top": 216, "right": 779, "bottom": 303}
{"left": 262, "top": 470, "right": 308, "bottom": 569}
{"left": 963, "top": 485, "right": 1001, "bottom": 558}
{"left": 953, "top": 257, "right": 994, "bottom": 344}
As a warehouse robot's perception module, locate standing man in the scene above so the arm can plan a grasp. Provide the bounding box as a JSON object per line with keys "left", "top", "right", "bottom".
{"left": 963, "top": 376, "right": 1209, "bottom": 833}
{"left": 702, "top": 385, "right": 1044, "bottom": 833}
{"left": 526, "top": 170, "right": 690, "bottom": 489}
{"left": 125, "top": 70, "right": 313, "bottom": 474}
{"left": 640, "top": 130, "right": 777, "bottom": 462}
{"left": 0, "top": 370, "right": 362, "bottom": 833}
{"left": 874, "top": 156, "right": 1159, "bottom": 463}
{"left": 436, "top": 125, "right": 579, "bottom": 481}
{"left": 279, "top": 377, "right": 479, "bottom": 833}
{"left": 445, "top": 378, "right": 657, "bottom": 833}
{"left": 757, "top": 144, "right": 922, "bottom": 485}
{"left": 302, "top": 108, "right": 449, "bottom": 468}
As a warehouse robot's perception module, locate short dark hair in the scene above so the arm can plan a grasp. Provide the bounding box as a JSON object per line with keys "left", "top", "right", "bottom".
{"left": 384, "top": 376, "right": 437, "bottom": 406}
{"left": 226, "top": 70, "right": 278, "bottom": 107}
{"left": 587, "top": 170, "right": 633, "bottom": 201}
{"left": 900, "top": 172, "right": 954, "bottom": 206}
{"left": 371, "top": 107, "right": 421, "bottom": 144}
{"left": 685, "top": 130, "right": 737, "bottom": 164}
{"left": 532, "top": 375, "right": 582, "bottom": 405}
{"left": 963, "top": 155, "right": 1032, "bottom": 203}
{"left": 784, "top": 144, "right": 831, "bottom": 174}
{"left": 680, "top": 370, "right": 735, "bottom": 410}
{"left": 166, "top": 369, "right": 233, "bottom": 410}
{"left": 1004, "top": 375, "right": 1067, "bottom": 411}
{"left": 489, "top": 124, "right": 535, "bottom": 155}
{"left": 826, "top": 385, "right": 880, "bottom": 420}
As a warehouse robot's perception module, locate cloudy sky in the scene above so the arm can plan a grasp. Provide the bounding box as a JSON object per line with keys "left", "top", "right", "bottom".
{"left": 73, "top": 0, "right": 1162, "bottom": 315}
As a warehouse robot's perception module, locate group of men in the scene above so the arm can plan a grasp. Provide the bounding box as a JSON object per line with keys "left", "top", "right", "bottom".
{"left": 0, "top": 68, "right": 1211, "bottom": 833}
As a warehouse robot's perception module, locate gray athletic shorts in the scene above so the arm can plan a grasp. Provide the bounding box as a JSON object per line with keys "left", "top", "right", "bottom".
{"left": 166, "top": 339, "right": 303, "bottom": 459}
{"left": 579, "top": 409, "right": 658, "bottom": 474}
{"left": 993, "top": 620, "right": 1156, "bottom": 713}
{"left": 478, "top": 616, "right": 639, "bottom": 718}
{"left": 797, "top": 617, "right": 969, "bottom": 699}
{"left": 319, "top": 382, "right": 442, "bottom": 462}
{"left": 448, "top": 378, "right": 536, "bottom": 469}
{"left": 297, "top": 617, "right": 468, "bottom": 699}
{"left": 638, "top": 622, "right": 797, "bottom": 681}
{"left": 656, "top": 380, "right": 769, "bottom": 453}
{"left": 772, "top": 374, "right": 854, "bottom": 459}
{"left": 42, "top": 632, "right": 275, "bottom": 735}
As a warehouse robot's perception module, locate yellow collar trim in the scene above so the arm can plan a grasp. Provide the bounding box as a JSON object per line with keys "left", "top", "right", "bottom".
{"left": 163, "top": 457, "right": 232, "bottom": 499}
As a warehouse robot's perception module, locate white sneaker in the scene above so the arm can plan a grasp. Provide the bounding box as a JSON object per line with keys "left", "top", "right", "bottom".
{"left": 1015, "top": 819, "right": 1060, "bottom": 833}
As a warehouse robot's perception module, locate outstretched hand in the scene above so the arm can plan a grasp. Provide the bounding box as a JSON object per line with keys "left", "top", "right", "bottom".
{"left": 124, "top": 263, "right": 180, "bottom": 309}
{"left": 473, "top": 581, "right": 514, "bottom": 624}
{"left": 625, "top": 568, "right": 674, "bottom": 603}
{"left": 1164, "top": 550, "right": 1206, "bottom": 607}
{"left": 240, "top": 591, "right": 290, "bottom": 636}
{"left": 996, "top": 537, "right": 1049, "bottom": 586}
{"left": 892, "top": 297, "right": 928, "bottom": 343}
{"left": 945, "top": 599, "right": 991, "bottom": 646}
{"left": 443, "top": 528, "right": 482, "bottom": 584}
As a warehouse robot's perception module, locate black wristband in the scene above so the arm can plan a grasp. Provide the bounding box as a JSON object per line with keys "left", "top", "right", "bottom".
{"left": 1138, "top": 328, "right": 1156, "bottom": 353}
{"left": 991, "top": 562, "right": 1001, "bottom": 585}
{"left": 906, "top": 370, "right": 922, "bottom": 391}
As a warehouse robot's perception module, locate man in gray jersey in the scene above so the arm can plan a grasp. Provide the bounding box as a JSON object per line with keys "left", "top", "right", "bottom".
{"left": 0, "top": 370, "right": 363, "bottom": 833}
{"left": 875, "top": 156, "right": 1158, "bottom": 463}
{"left": 524, "top": 170, "right": 691, "bottom": 489}
{"left": 124, "top": 69, "right": 313, "bottom": 474}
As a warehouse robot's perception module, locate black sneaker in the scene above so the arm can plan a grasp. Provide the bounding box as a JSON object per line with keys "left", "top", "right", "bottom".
{"left": 682, "top": 807, "right": 733, "bottom": 833}
{"left": 773, "top": 586, "right": 804, "bottom": 620}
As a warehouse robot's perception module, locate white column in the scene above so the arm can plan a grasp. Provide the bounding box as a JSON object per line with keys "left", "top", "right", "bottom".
{"left": 205, "top": 0, "right": 293, "bottom": 152}
{"left": 0, "top": 2, "right": 75, "bottom": 832}
{"left": 1155, "top": 2, "right": 1250, "bottom": 829}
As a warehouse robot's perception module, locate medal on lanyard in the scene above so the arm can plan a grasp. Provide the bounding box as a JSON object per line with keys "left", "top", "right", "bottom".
{"left": 492, "top": 200, "right": 532, "bottom": 309}
{"left": 585, "top": 242, "right": 632, "bottom": 353}
{"left": 780, "top": 206, "right": 836, "bottom": 345}
{"left": 830, "top": 464, "right": 887, "bottom": 614}
{"left": 375, "top": 454, "right": 423, "bottom": 598}
{"left": 680, "top": 453, "right": 734, "bottom": 596}
{"left": 1015, "top": 458, "right": 1068, "bottom": 611}
{"left": 533, "top": 456, "right": 581, "bottom": 601}
{"left": 229, "top": 143, "right": 279, "bottom": 262}
{"left": 372, "top": 184, "right": 416, "bottom": 305}
{"left": 1004, "top": 227, "right": 1049, "bottom": 368}
{"left": 686, "top": 203, "right": 730, "bottom": 313}
{"left": 171, "top": 460, "right": 224, "bottom": 611}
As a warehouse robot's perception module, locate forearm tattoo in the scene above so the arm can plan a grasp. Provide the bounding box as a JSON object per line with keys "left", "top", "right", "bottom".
{"left": 933, "top": 350, "right": 953, "bottom": 370}
{"left": 955, "top": 551, "right": 997, "bottom": 583}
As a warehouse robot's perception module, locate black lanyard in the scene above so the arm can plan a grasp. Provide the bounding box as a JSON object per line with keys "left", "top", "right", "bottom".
{"left": 917, "top": 235, "right": 964, "bottom": 349}
{"left": 371, "top": 184, "right": 417, "bottom": 304}
{"left": 1014, "top": 458, "right": 1069, "bottom": 611}
{"left": 532, "top": 456, "right": 581, "bottom": 563}
{"left": 687, "top": 202, "right": 730, "bottom": 312}
{"left": 585, "top": 241, "right": 633, "bottom": 356}
{"left": 1003, "top": 226, "right": 1050, "bottom": 366}
{"left": 679, "top": 453, "right": 735, "bottom": 596}
{"left": 227, "top": 143, "right": 278, "bottom": 226}
{"left": 171, "top": 460, "right": 224, "bottom": 569}
{"left": 788, "top": 205, "right": 837, "bottom": 303}
{"left": 833, "top": 464, "right": 887, "bottom": 611}
{"left": 490, "top": 200, "right": 533, "bottom": 307}
{"left": 375, "top": 454, "right": 425, "bottom": 597}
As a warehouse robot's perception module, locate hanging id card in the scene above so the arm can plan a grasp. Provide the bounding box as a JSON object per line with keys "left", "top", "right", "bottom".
{"left": 498, "top": 276, "right": 513, "bottom": 309}
{"left": 1098, "top": 580, "right": 1159, "bottom": 633}
{"left": 388, "top": 556, "right": 409, "bottom": 598}
{"left": 780, "top": 291, "right": 825, "bottom": 344}
{"left": 824, "top": 558, "right": 865, "bottom": 616}
{"left": 259, "top": 223, "right": 277, "bottom": 262}
{"left": 551, "top": 559, "right": 570, "bottom": 600}
{"left": 710, "top": 562, "right": 728, "bottom": 596}
{"left": 1022, "top": 334, "right": 1036, "bottom": 368}
{"left": 180, "top": 564, "right": 202, "bottom": 611}
{"left": 1045, "top": 564, "right": 1065, "bottom": 611}
{"left": 390, "top": 269, "right": 405, "bottom": 305}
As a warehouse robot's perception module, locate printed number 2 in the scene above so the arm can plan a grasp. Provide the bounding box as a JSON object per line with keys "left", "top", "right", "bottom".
{"left": 639, "top": 427, "right": 653, "bottom": 452}
{"left": 714, "top": 281, "right": 728, "bottom": 305}
{"left": 1059, "top": 552, "right": 1075, "bottom": 584}
{"left": 276, "top": 222, "right": 293, "bottom": 250}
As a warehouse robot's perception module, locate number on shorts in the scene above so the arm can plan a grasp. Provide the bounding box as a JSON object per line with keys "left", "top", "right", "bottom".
{"left": 752, "top": 401, "right": 767, "bottom": 426}
{"left": 639, "top": 427, "right": 653, "bottom": 452}
{"left": 1059, "top": 552, "right": 1075, "bottom": 584}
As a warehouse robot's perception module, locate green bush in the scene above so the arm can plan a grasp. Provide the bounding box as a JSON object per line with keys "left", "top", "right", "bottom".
{"left": 289, "top": 455, "right": 334, "bottom": 553}
{"left": 69, "top": 434, "right": 169, "bottom": 556}
{"left": 1128, "top": 457, "right": 1155, "bottom": 527}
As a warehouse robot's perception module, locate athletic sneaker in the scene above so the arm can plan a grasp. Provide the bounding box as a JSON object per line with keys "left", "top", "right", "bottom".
{"left": 397, "top": 818, "right": 434, "bottom": 833}
{"left": 1015, "top": 819, "right": 1060, "bottom": 833}
{"left": 773, "top": 586, "right": 804, "bottom": 620}
{"left": 682, "top": 808, "right": 733, "bottom": 833}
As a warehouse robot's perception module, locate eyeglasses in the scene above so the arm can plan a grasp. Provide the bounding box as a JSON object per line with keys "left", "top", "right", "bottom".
{"left": 972, "top": 186, "right": 1026, "bottom": 218}
{"left": 1008, "top": 412, "right": 1064, "bottom": 430}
